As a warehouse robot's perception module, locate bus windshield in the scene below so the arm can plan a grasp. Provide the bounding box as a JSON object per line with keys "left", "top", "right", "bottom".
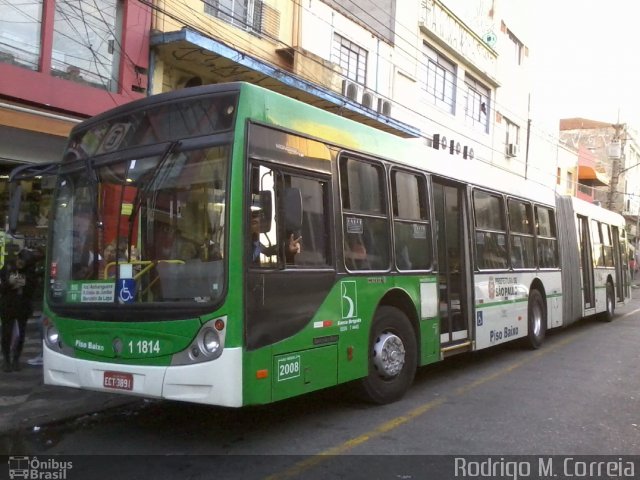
{"left": 45, "top": 91, "right": 237, "bottom": 311}
{"left": 48, "top": 142, "right": 230, "bottom": 307}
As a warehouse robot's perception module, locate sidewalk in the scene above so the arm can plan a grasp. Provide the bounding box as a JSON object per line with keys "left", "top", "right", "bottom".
{"left": 0, "top": 315, "right": 137, "bottom": 452}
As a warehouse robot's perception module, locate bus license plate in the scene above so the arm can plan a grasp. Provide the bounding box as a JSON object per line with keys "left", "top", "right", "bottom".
{"left": 103, "top": 371, "right": 133, "bottom": 391}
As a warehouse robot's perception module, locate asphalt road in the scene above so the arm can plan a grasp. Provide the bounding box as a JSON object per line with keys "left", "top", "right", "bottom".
{"left": 7, "top": 298, "right": 640, "bottom": 479}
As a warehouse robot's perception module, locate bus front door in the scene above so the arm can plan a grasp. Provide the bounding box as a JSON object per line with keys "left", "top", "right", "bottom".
{"left": 433, "top": 178, "right": 470, "bottom": 349}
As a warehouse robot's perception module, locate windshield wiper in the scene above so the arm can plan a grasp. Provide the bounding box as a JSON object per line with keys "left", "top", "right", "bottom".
{"left": 129, "top": 140, "right": 181, "bottom": 225}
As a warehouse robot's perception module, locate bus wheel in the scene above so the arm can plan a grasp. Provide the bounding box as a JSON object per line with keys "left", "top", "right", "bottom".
{"left": 526, "top": 289, "right": 546, "bottom": 349}
{"left": 359, "top": 306, "right": 417, "bottom": 404}
{"left": 600, "top": 282, "right": 615, "bottom": 322}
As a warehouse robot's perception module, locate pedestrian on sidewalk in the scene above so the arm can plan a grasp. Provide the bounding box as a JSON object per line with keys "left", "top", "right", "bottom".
{"left": 1, "top": 249, "right": 37, "bottom": 372}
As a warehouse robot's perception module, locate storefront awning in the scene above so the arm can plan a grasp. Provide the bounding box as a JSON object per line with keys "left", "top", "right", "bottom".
{"left": 150, "top": 28, "right": 420, "bottom": 139}
{"left": 578, "top": 165, "right": 609, "bottom": 187}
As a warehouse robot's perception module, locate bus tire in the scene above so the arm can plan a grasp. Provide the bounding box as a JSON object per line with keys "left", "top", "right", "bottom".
{"left": 359, "top": 306, "right": 417, "bottom": 404}
{"left": 526, "top": 289, "right": 546, "bottom": 349}
{"left": 600, "top": 282, "right": 615, "bottom": 322}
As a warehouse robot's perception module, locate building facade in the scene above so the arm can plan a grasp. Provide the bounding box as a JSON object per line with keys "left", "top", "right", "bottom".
{"left": 150, "top": 0, "right": 561, "bottom": 186}
{"left": 1, "top": 0, "right": 585, "bottom": 251}
{"left": 560, "top": 117, "right": 640, "bottom": 248}
{"left": 0, "top": 0, "right": 151, "bottom": 250}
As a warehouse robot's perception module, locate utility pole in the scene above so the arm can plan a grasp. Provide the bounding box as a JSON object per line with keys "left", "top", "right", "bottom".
{"left": 606, "top": 123, "right": 627, "bottom": 211}
{"left": 525, "top": 93, "right": 531, "bottom": 180}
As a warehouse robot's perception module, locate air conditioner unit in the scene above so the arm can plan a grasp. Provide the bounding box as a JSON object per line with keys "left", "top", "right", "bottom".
{"left": 361, "top": 91, "right": 376, "bottom": 109}
{"left": 377, "top": 98, "right": 392, "bottom": 116}
{"left": 507, "top": 143, "right": 519, "bottom": 157}
{"left": 432, "top": 133, "right": 447, "bottom": 150}
{"left": 342, "top": 80, "right": 361, "bottom": 102}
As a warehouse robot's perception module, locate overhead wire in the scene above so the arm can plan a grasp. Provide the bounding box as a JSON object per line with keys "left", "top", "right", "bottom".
{"left": 4, "top": 0, "right": 620, "bottom": 199}
{"left": 58, "top": 0, "right": 141, "bottom": 102}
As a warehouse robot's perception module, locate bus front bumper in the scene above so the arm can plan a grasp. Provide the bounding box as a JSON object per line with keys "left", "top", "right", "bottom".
{"left": 43, "top": 346, "right": 244, "bottom": 408}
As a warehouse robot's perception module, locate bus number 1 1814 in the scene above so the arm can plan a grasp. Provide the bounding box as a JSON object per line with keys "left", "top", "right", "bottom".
{"left": 128, "top": 340, "right": 160, "bottom": 355}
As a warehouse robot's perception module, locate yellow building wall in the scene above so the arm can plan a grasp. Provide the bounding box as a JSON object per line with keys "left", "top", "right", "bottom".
{"left": 152, "top": 0, "right": 295, "bottom": 91}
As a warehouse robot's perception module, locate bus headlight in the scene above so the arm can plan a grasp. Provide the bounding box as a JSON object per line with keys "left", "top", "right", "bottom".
{"left": 202, "top": 328, "right": 221, "bottom": 354}
{"left": 171, "top": 316, "right": 227, "bottom": 365}
{"left": 45, "top": 324, "right": 60, "bottom": 349}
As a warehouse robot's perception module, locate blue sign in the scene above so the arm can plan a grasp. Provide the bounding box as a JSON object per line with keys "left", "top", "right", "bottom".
{"left": 116, "top": 278, "right": 136, "bottom": 303}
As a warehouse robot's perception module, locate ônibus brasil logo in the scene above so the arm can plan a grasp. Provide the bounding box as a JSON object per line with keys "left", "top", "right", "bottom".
{"left": 8, "top": 456, "right": 73, "bottom": 479}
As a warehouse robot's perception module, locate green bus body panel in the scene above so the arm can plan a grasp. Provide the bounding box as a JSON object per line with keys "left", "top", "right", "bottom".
{"left": 272, "top": 346, "right": 337, "bottom": 402}
{"left": 55, "top": 316, "right": 203, "bottom": 365}
{"left": 238, "top": 83, "right": 410, "bottom": 161}
{"left": 241, "top": 274, "right": 440, "bottom": 405}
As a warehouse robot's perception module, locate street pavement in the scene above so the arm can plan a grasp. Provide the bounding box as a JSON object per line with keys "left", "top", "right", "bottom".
{"left": 0, "top": 315, "right": 136, "bottom": 453}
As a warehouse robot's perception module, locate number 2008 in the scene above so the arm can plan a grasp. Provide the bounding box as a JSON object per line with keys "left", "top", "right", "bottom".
{"left": 279, "top": 362, "right": 299, "bottom": 376}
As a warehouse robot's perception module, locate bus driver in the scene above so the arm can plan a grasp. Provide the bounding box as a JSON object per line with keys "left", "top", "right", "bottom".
{"left": 250, "top": 210, "right": 301, "bottom": 265}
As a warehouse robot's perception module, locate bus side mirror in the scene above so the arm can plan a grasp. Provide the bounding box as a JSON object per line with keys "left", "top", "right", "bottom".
{"left": 8, "top": 183, "right": 22, "bottom": 234}
{"left": 283, "top": 187, "right": 302, "bottom": 232}
{"left": 257, "top": 190, "right": 272, "bottom": 233}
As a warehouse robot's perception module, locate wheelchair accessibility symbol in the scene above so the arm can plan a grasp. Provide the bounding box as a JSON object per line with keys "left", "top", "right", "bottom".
{"left": 116, "top": 278, "right": 136, "bottom": 303}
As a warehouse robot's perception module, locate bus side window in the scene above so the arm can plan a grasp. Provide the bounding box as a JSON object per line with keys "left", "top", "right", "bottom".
{"left": 391, "top": 170, "right": 431, "bottom": 271}
{"left": 479, "top": 231, "right": 507, "bottom": 269}
{"left": 339, "top": 156, "right": 390, "bottom": 271}
{"left": 474, "top": 190, "right": 507, "bottom": 270}
{"left": 536, "top": 206, "right": 559, "bottom": 268}
{"left": 283, "top": 174, "right": 330, "bottom": 267}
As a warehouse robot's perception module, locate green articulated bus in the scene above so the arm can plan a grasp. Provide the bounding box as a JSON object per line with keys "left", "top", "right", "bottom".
{"left": 14, "top": 82, "right": 629, "bottom": 407}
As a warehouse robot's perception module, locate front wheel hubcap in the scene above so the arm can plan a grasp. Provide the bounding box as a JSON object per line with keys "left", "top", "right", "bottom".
{"left": 372, "top": 332, "right": 405, "bottom": 378}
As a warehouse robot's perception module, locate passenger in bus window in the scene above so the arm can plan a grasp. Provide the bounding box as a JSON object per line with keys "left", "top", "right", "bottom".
{"left": 345, "top": 235, "right": 369, "bottom": 269}
{"left": 103, "top": 242, "right": 117, "bottom": 263}
{"left": 72, "top": 233, "right": 95, "bottom": 279}
{"left": 201, "top": 238, "right": 222, "bottom": 261}
{"left": 283, "top": 232, "right": 302, "bottom": 264}
{"left": 101, "top": 238, "right": 138, "bottom": 278}
{"left": 101, "top": 242, "right": 117, "bottom": 279}
{"left": 250, "top": 211, "right": 301, "bottom": 265}
{"left": 71, "top": 212, "right": 97, "bottom": 279}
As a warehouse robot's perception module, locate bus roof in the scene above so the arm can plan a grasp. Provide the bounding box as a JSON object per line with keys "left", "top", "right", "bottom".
{"left": 70, "top": 81, "right": 574, "bottom": 208}
{"left": 568, "top": 195, "right": 626, "bottom": 226}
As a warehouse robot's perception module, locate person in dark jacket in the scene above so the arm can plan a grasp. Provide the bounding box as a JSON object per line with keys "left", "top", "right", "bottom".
{"left": 1, "top": 249, "right": 37, "bottom": 372}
